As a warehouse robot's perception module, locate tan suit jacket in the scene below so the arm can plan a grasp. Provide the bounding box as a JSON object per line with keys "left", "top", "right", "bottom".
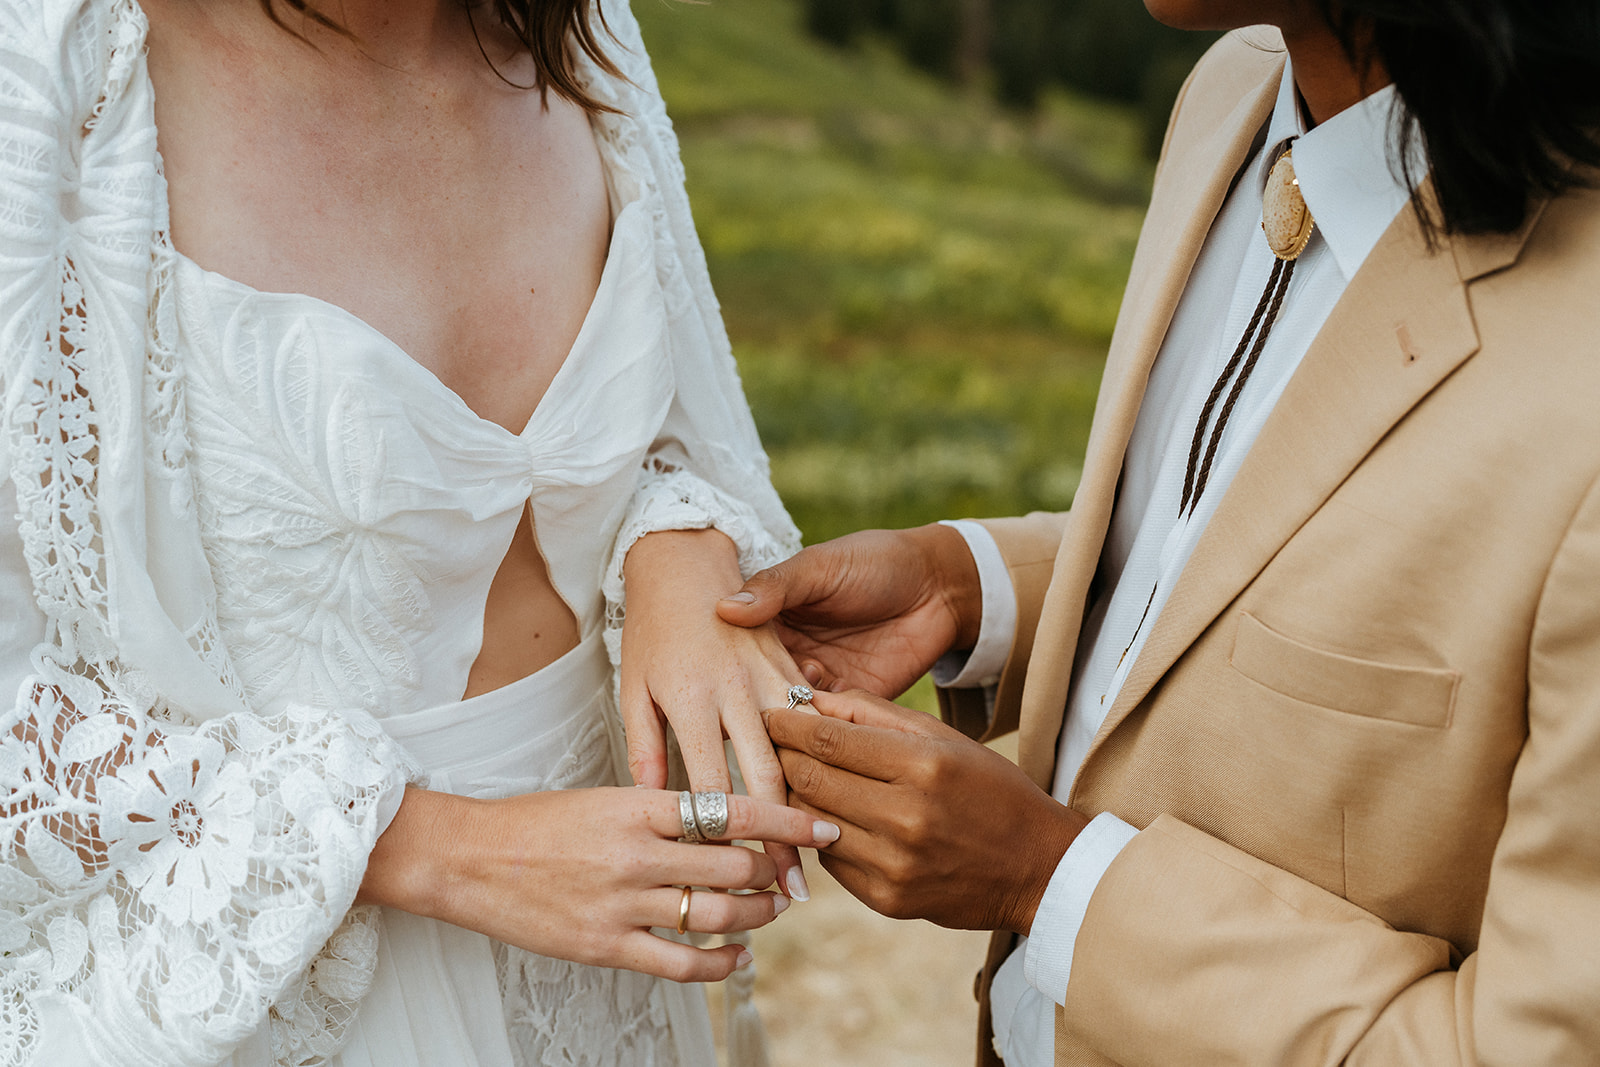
{"left": 943, "top": 27, "right": 1600, "bottom": 1067}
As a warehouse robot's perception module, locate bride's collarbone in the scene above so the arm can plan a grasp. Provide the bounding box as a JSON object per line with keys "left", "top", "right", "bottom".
{"left": 144, "top": 2, "right": 613, "bottom": 432}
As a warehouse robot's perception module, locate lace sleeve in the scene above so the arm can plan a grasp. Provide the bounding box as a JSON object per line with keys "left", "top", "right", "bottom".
{"left": 0, "top": 4, "right": 420, "bottom": 1064}
{"left": 0, "top": 671, "right": 415, "bottom": 1067}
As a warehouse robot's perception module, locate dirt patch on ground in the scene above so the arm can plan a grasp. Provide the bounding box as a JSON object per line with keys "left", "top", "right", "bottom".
{"left": 709, "top": 854, "right": 991, "bottom": 1067}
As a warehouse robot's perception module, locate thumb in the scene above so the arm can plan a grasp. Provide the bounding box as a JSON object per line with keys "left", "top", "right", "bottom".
{"left": 714, "top": 564, "right": 793, "bottom": 627}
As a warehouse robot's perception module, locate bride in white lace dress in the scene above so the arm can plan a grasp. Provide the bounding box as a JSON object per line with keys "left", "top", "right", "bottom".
{"left": 0, "top": 1, "right": 829, "bottom": 1064}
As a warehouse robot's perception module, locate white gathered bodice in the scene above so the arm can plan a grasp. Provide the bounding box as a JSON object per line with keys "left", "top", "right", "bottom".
{"left": 170, "top": 179, "right": 708, "bottom": 1067}
{"left": 173, "top": 194, "right": 667, "bottom": 717}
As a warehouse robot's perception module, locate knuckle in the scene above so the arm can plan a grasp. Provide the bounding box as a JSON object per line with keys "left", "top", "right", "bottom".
{"left": 732, "top": 847, "right": 765, "bottom": 885}
{"left": 864, "top": 882, "right": 906, "bottom": 919}
{"left": 617, "top": 849, "right": 652, "bottom": 882}
{"left": 906, "top": 751, "right": 942, "bottom": 790}
{"left": 883, "top": 895, "right": 918, "bottom": 922}
{"left": 664, "top": 954, "right": 700, "bottom": 985}
{"left": 810, "top": 719, "right": 847, "bottom": 764}
{"left": 744, "top": 749, "right": 785, "bottom": 789}
{"left": 725, "top": 794, "right": 757, "bottom": 837}
{"left": 707, "top": 897, "right": 743, "bottom": 934}
{"left": 883, "top": 848, "right": 919, "bottom": 889}
{"left": 901, "top": 807, "right": 935, "bottom": 847}
{"left": 788, "top": 756, "right": 828, "bottom": 800}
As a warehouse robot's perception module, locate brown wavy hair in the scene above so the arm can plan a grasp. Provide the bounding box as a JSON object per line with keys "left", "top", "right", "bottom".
{"left": 258, "top": 0, "right": 624, "bottom": 113}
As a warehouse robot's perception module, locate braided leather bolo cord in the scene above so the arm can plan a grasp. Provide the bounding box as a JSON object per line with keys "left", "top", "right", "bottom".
{"left": 1179, "top": 138, "right": 1311, "bottom": 516}
{"left": 1178, "top": 254, "right": 1299, "bottom": 515}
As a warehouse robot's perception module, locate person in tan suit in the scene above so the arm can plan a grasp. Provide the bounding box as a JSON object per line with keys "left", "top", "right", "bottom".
{"left": 714, "top": 0, "right": 1600, "bottom": 1063}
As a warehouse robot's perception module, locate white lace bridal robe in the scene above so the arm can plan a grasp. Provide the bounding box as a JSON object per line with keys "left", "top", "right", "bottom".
{"left": 0, "top": 1, "right": 800, "bottom": 1064}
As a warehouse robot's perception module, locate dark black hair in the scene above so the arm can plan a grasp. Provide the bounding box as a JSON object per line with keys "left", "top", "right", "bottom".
{"left": 1319, "top": 0, "right": 1600, "bottom": 237}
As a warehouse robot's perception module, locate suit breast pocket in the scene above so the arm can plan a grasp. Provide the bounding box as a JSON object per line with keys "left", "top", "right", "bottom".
{"left": 1229, "top": 612, "right": 1459, "bottom": 728}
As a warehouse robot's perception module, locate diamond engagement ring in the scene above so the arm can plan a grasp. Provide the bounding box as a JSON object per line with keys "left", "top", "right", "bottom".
{"left": 691, "top": 790, "right": 729, "bottom": 839}
{"left": 679, "top": 790, "right": 706, "bottom": 842}
{"left": 785, "top": 684, "right": 814, "bottom": 709}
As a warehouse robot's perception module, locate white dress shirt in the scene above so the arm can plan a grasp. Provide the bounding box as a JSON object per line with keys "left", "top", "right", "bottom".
{"left": 937, "top": 60, "right": 1418, "bottom": 1065}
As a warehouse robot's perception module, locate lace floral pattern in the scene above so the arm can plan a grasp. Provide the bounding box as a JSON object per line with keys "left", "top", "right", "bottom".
{"left": 182, "top": 312, "right": 431, "bottom": 718}
{"left": 0, "top": 2, "right": 415, "bottom": 1064}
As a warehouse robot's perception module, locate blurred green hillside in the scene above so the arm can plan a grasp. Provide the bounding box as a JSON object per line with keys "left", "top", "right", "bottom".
{"left": 634, "top": 0, "right": 1152, "bottom": 545}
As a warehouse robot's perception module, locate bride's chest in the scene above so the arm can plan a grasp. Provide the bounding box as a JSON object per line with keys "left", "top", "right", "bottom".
{"left": 164, "top": 196, "right": 674, "bottom": 715}
{"left": 146, "top": 26, "right": 615, "bottom": 434}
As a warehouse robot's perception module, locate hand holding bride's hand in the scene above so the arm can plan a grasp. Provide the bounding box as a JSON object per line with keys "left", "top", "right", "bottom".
{"left": 620, "top": 529, "right": 813, "bottom": 900}
{"left": 715, "top": 524, "right": 982, "bottom": 699}
{"left": 360, "top": 786, "right": 839, "bottom": 982}
{"left": 764, "top": 691, "right": 1085, "bottom": 935}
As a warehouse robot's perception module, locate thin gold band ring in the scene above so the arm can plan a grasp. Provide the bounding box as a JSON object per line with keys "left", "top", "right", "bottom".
{"left": 677, "top": 886, "right": 693, "bottom": 935}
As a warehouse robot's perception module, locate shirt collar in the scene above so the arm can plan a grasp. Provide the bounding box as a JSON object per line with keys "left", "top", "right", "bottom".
{"left": 1260, "top": 59, "right": 1416, "bottom": 281}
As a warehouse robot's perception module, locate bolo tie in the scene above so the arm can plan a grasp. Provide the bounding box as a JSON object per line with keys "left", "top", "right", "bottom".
{"left": 1110, "top": 139, "right": 1316, "bottom": 679}
{"left": 1179, "top": 137, "right": 1316, "bottom": 515}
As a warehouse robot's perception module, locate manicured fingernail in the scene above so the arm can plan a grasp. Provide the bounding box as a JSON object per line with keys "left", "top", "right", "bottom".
{"left": 773, "top": 894, "right": 790, "bottom": 915}
{"left": 813, "top": 820, "right": 840, "bottom": 845}
{"left": 736, "top": 949, "right": 754, "bottom": 969}
{"left": 786, "top": 866, "right": 811, "bottom": 902}
{"left": 801, "top": 661, "right": 823, "bottom": 685}
{"left": 722, "top": 591, "right": 756, "bottom": 604}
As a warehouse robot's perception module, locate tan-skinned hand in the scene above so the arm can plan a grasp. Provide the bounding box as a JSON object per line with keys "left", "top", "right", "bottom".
{"left": 621, "top": 528, "right": 814, "bottom": 900}
{"left": 714, "top": 524, "right": 983, "bottom": 699}
{"left": 763, "top": 690, "right": 1087, "bottom": 935}
{"left": 358, "top": 786, "right": 840, "bottom": 983}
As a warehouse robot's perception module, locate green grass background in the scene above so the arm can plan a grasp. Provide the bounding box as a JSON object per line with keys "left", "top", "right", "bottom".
{"left": 633, "top": 0, "right": 1152, "bottom": 706}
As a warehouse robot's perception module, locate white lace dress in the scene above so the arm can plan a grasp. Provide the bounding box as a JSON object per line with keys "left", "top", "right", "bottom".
{"left": 0, "top": 1, "right": 800, "bottom": 1065}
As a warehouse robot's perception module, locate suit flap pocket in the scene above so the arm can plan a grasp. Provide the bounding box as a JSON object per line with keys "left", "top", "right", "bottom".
{"left": 1230, "top": 612, "right": 1458, "bottom": 727}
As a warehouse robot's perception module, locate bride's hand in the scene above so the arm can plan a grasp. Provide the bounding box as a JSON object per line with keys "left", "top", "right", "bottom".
{"left": 620, "top": 529, "right": 813, "bottom": 901}
{"left": 359, "top": 786, "right": 839, "bottom": 982}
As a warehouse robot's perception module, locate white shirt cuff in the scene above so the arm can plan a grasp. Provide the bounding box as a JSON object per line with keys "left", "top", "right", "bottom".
{"left": 929, "top": 519, "right": 1017, "bottom": 689}
{"left": 1022, "top": 812, "right": 1140, "bottom": 1005}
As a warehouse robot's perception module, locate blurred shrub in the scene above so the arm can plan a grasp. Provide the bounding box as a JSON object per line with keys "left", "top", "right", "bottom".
{"left": 803, "top": 0, "right": 1217, "bottom": 155}
{"left": 802, "top": 0, "right": 858, "bottom": 47}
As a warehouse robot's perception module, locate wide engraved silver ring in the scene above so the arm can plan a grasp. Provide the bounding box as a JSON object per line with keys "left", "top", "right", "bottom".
{"left": 786, "top": 684, "right": 814, "bottom": 709}
{"left": 679, "top": 790, "right": 706, "bottom": 843}
{"left": 692, "top": 790, "right": 729, "bottom": 839}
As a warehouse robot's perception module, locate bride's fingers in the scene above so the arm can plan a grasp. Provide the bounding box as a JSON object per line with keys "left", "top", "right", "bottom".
{"left": 723, "top": 698, "right": 805, "bottom": 899}
{"left": 662, "top": 840, "right": 777, "bottom": 892}
{"left": 621, "top": 679, "right": 669, "bottom": 790}
{"left": 614, "top": 930, "right": 752, "bottom": 984}
{"left": 636, "top": 887, "right": 790, "bottom": 935}
{"left": 646, "top": 791, "right": 839, "bottom": 851}
{"left": 671, "top": 702, "right": 735, "bottom": 796}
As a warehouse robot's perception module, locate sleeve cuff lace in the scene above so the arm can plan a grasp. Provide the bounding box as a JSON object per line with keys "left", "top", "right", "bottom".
{"left": 602, "top": 459, "right": 795, "bottom": 664}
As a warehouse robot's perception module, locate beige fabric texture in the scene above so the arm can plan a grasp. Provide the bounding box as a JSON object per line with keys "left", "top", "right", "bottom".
{"left": 951, "top": 27, "right": 1600, "bottom": 1067}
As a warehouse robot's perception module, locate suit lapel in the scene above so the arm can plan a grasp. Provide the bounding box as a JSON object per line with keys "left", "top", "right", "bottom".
{"left": 1015, "top": 59, "right": 1284, "bottom": 789}
{"left": 1082, "top": 199, "right": 1507, "bottom": 763}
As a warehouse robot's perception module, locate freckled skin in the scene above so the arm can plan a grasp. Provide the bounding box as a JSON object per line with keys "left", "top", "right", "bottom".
{"left": 142, "top": 0, "right": 597, "bottom": 688}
